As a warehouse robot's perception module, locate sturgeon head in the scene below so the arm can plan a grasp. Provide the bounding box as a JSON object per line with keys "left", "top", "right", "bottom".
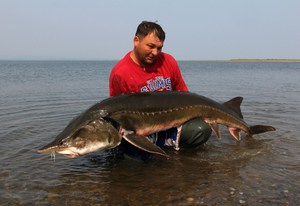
{"left": 38, "top": 118, "right": 122, "bottom": 158}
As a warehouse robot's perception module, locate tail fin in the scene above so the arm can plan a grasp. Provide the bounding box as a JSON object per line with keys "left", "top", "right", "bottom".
{"left": 249, "top": 125, "right": 276, "bottom": 135}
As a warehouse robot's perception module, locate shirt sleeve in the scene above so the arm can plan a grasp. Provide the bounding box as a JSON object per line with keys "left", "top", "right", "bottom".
{"left": 109, "top": 73, "right": 123, "bottom": 96}
{"left": 170, "top": 57, "right": 188, "bottom": 92}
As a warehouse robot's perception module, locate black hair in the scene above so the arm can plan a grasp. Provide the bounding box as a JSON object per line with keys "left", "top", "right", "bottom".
{"left": 135, "top": 21, "right": 165, "bottom": 41}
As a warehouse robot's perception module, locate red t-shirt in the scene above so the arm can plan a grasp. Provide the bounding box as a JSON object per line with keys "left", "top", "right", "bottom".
{"left": 109, "top": 52, "right": 188, "bottom": 96}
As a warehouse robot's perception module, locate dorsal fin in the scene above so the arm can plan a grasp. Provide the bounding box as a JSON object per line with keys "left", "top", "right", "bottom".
{"left": 224, "top": 97, "right": 243, "bottom": 119}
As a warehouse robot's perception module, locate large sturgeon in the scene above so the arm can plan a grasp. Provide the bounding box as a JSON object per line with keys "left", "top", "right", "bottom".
{"left": 38, "top": 91, "right": 275, "bottom": 158}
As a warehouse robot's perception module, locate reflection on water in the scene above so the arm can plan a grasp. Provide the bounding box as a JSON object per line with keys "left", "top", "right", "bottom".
{"left": 0, "top": 61, "right": 299, "bottom": 205}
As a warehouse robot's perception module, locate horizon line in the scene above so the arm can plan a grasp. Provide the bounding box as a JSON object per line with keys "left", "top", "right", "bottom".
{"left": 1, "top": 58, "right": 300, "bottom": 62}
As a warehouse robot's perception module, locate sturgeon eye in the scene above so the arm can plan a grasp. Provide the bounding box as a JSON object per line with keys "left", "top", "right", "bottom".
{"left": 74, "top": 139, "right": 86, "bottom": 148}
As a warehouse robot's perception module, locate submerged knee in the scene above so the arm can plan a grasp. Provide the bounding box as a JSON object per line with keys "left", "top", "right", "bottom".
{"left": 180, "top": 118, "right": 212, "bottom": 148}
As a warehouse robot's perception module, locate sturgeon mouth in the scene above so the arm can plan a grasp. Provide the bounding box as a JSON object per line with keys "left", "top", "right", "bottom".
{"left": 38, "top": 146, "right": 80, "bottom": 158}
{"left": 61, "top": 152, "right": 80, "bottom": 159}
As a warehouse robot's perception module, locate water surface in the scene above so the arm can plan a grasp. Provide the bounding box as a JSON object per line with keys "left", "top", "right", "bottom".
{"left": 0, "top": 61, "right": 299, "bottom": 205}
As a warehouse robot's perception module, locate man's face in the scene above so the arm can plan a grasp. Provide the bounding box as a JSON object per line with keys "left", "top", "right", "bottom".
{"left": 133, "top": 32, "right": 164, "bottom": 67}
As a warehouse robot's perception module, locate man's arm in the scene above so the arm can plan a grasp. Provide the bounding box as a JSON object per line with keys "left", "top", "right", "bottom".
{"left": 171, "top": 58, "right": 188, "bottom": 92}
{"left": 109, "top": 73, "right": 123, "bottom": 96}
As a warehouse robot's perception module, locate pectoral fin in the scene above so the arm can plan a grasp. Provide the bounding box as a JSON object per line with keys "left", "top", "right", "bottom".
{"left": 123, "top": 133, "right": 169, "bottom": 157}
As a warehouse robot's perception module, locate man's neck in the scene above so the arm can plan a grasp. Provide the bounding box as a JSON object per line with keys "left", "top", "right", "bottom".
{"left": 130, "top": 51, "right": 146, "bottom": 68}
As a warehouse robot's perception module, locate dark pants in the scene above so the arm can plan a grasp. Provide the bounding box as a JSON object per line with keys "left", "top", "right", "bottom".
{"left": 120, "top": 118, "right": 212, "bottom": 160}
{"left": 179, "top": 118, "right": 212, "bottom": 148}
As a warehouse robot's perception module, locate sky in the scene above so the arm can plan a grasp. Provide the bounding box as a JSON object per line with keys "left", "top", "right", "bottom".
{"left": 0, "top": 0, "right": 299, "bottom": 60}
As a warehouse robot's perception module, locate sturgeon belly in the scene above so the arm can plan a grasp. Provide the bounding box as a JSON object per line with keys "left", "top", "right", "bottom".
{"left": 108, "top": 103, "right": 240, "bottom": 136}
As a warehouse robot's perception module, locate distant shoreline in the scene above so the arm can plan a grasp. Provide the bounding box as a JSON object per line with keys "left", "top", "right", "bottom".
{"left": 180, "top": 59, "right": 300, "bottom": 62}
{"left": 226, "top": 59, "right": 300, "bottom": 62}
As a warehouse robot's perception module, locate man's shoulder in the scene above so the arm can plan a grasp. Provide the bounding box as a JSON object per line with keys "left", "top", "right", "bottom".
{"left": 160, "top": 52, "right": 175, "bottom": 60}
{"left": 159, "top": 52, "right": 177, "bottom": 64}
{"left": 111, "top": 52, "right": 132, "bottom": 74}
{"left": 158, "top": 52, "right": 179, "bottom": 70}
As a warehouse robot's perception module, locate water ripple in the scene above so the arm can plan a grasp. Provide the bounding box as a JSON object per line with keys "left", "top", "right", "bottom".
{"left": 1, "top": 61, "right": 299, "bottom": 205}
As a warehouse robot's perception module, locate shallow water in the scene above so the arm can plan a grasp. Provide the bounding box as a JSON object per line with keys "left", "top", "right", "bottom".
{"left": 0, "top": 60, "right": 299, "bottom": 205}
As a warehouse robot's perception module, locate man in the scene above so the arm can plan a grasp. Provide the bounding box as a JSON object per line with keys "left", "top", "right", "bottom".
{"left": 109, "top": 21, "right": 211, "bottom": 160}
